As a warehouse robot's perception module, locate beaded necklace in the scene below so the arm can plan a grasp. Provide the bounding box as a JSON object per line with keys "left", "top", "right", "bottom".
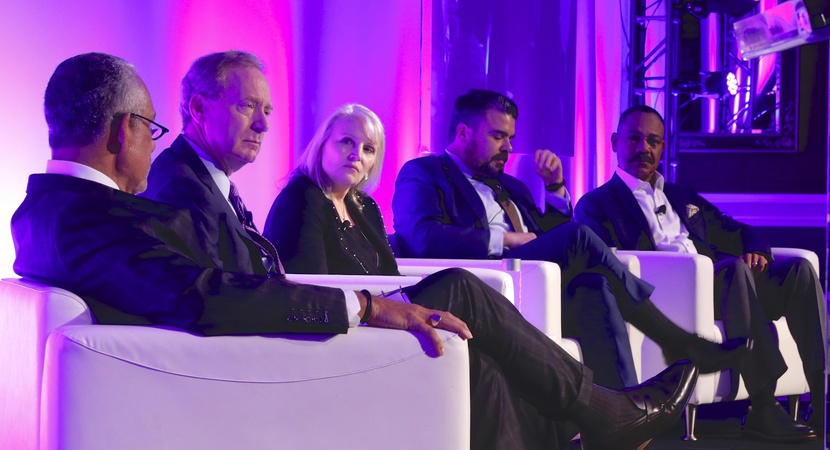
{"left": 331, "top": 202, "right": 377, "bottom": 274}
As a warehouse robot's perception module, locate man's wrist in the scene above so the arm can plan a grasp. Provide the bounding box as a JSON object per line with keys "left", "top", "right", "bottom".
{"left": 359, "top": 289, "right": 373, "bottom": 324}
{"left": 545, "top": 178, "right": 565, "bottom": 191}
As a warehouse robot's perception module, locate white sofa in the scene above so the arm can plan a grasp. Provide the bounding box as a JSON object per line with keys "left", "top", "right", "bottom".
{"left": 0, "top": 276, "right": 470, "bottom": 450}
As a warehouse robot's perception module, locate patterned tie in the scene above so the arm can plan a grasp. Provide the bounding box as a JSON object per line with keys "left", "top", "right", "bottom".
{"left": 228, "top": 181, "right": 285, "bottom": 276}
{"left": 473, "top": 176, "right": 524, "bottom": 232}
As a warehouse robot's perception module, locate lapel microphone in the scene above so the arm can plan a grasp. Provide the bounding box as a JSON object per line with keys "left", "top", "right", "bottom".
{"left": 654, "top": 205, "right": 667, "bottom": 215}
{"left": 339, "top": 220, "right": 352, "bottom": 232}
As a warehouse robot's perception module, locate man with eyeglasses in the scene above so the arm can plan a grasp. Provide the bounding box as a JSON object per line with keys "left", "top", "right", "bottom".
{"left": 575, "top": 104, "right": 825, "bottom": 443}
{"left": 31, "top": 53, "right": 169, "bottom": 197}
{"left": 393, "top": 89, "right": 750, "bottom": 391}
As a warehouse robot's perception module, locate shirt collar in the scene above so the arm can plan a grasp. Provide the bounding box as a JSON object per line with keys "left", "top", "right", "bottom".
{"left": 45, "top": 159, "right": 120, "bottom": 190}
{"left": 615, "top": 166, "right": 664, "bottom": 194}
{"left": 183, "top": 135, "right": 231, "bottom": 199}
{"left": 444, "top": 149, "right": 475, "bottom": 178}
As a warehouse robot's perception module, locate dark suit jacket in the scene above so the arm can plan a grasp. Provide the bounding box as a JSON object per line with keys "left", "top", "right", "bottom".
{"left": 141, "top": 135, "right": 266, "bottom": 275}
{"left": 392, "top": 153, "right": 571, "bottom": 259}
{"left": 574, "top": 173, "right": 771, "bottom": 261}
{"left": 263, "top": 174, "right": 399, "bottom": 275}
{"left": 12, "top": 174, "right": 349, "bottom": 335}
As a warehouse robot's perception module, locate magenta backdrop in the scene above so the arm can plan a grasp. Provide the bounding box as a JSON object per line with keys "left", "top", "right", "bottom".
{"left": 0, "top": 0, "right": 621, "bottom": 277}
{"left": 0, "top": 0, "right": 433, "bottom": 277}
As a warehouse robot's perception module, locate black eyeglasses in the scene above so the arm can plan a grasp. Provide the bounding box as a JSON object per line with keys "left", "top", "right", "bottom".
{"left": 125, "top": 113, "right": 170, "bottom": 141}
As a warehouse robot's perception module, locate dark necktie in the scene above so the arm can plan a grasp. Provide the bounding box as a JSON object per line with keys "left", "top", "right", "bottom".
{"left": 473, "top": 176, "right": 524, "bottom": 232}
{"left": 228, "top": 181, "right": 285, "bottom": 276}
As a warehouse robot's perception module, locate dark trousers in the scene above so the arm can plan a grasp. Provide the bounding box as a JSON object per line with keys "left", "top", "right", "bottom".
{"left": 714, "top": 255, "right": 826, "bottom": 395}
{"left": 508, "top": 222, "right": 653, "bottom": 388}
{"left": 403, "top": 268, "right": 593, "bottom": 450}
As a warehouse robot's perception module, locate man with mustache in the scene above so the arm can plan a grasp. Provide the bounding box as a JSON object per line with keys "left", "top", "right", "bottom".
{"left": 393, "top": 89, "right": 749, "bottom": 390}
{"left": 575, "top": 105, "right": 824, "bottom": 442}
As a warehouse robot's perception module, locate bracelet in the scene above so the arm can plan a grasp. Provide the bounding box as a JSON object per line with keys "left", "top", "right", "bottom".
{"left": 359, "top": 289, "right": 373, "bottom": 324}
{"left": 545, "top": 178, "right": 566, "bottom": 192}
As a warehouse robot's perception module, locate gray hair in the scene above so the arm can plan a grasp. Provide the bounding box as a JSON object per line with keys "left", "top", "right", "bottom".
{"left": 180, "top": 50, "right": 265, "bottom": 128}
{"left": 44, "top": 52, "right": 145, "bottom": 149}
{"left": 294, "top": 103, "right": 386, "bottom": 201}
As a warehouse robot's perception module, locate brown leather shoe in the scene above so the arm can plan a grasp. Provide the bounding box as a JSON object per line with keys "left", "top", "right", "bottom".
{"left": 743, "top": 402, "right": 817, "bottom": 443}
{"left": 581, "top": 360, "right": 699, "bottom": 450}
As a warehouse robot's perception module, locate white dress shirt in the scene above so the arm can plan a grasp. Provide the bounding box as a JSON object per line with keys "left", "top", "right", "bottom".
{"left": 615, "top": 167, "right": 697, "bottom": 254}
{"left": 445, "top": 150, "right": 571, "bottom": 256}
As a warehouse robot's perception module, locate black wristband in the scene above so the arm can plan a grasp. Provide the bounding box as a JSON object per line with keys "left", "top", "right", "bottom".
{"left": 545, "top": 178, "right": 566, "bottom": 192}
{"left": 359, "top": 289, "right": 373, "bottom": 324}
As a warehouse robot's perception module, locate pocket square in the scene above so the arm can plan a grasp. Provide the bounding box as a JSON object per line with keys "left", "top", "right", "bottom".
{"left": 686, "top": 204, "right": 700, "bottom": 218}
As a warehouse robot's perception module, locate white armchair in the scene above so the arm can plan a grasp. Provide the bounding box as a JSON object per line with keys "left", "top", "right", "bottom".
{"left": 621, "top": 248, "right": 822, "bottom": 441}
{"left": 395, "top": 258, "right": 577, "bottom": 355}
{"left": 396, "top": 256, "right": 646, "bottom": 372}
{"left": 0, "top": 277, "right": 470, "bottom": 450}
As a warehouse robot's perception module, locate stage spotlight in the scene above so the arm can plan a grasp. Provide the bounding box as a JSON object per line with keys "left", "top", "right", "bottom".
{"left": 702, "top": 71, "right": 739, "bottom": 97}
{"left": 726, "top": 72, "right": 739, "bottom": 96}
{"left": 672, "top": 71, "right": 738, "bottom": 98}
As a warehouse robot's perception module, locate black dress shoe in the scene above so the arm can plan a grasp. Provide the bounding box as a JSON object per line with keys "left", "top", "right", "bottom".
{"left": 742, "top": 402, "right": 817, "bottom": 443}
{"left": 806, "top": 413, "right": 828, "bottom": 443}
{"left": 665, "top": 336, "right": 752, "bottom": 374}
{"left": 581, "top": 360, "right": 699, "bottom": 450}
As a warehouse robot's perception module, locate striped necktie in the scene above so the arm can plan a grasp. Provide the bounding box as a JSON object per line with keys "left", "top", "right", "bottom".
{"left": 228, "top": 181, "right": 285, "bottom": 276}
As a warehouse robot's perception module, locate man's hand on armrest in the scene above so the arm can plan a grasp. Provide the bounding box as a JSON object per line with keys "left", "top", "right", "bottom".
{"left": 356, "top": 292, "right": 473, "bottom": 356}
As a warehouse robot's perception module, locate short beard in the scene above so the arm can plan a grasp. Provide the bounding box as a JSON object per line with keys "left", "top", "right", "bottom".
{"left": 463, "top": 138, "right": 507, "bottom": 177}
{"left": 476, "top": 160, "right": 504, "bottom": 178}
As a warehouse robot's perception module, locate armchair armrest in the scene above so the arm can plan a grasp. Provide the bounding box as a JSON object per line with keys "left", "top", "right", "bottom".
{"left": 396, "top": 258, "right": 561, "bottom": 337}
{"left": 771, "top": 247, "right": 820, "bottom": 274}
{"left": 396, "top": 266, "right": 514, "bottom": 302}
{"left": 42, "top": 324, "right": 469, "bottom": 450}
{"left": 285, "top": 274, "right": 424, "bottom": 294}
{"left": 614, "top": 252, "right": 640, "bottom": 277}
{"left": 616, "top": 251, "right": 716, "bottom": 337}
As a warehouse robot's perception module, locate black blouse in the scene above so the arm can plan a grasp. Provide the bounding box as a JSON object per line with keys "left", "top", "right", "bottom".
{"left": 336, "top": 214, "right": 382, "bottom": 274}
{"left": 263, "top": 174, "right": 399, "bottom": 276}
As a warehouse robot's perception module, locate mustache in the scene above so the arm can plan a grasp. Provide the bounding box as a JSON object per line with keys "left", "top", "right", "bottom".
{"left": 631, "top": 152, "right": 655, "bottom": 164}
{"left": 490, "top": 152, "right": 509, "bottom": 163}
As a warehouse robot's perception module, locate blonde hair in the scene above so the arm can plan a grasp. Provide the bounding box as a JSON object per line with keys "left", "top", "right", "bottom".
{"left": 293, "top": 104, "right": 385, "bottom": 201}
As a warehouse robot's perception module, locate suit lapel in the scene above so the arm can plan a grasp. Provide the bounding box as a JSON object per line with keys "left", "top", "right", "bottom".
{"left": 664, "top": 185, "right": 707, "bottom": 242}
{"left": 608, "top": 174, "right": 656, "bottom": 249}
{"left": 172, "top": 137, "right": 248, "bottom": 233}
{"left": 171, "top": 136, "right": 266, "bottom": 272}
{"left": 438, "top": 153, "right": 489, "bottom": 229}
{"left": 171, "top": 137, "right": 219, "bottom": 197}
